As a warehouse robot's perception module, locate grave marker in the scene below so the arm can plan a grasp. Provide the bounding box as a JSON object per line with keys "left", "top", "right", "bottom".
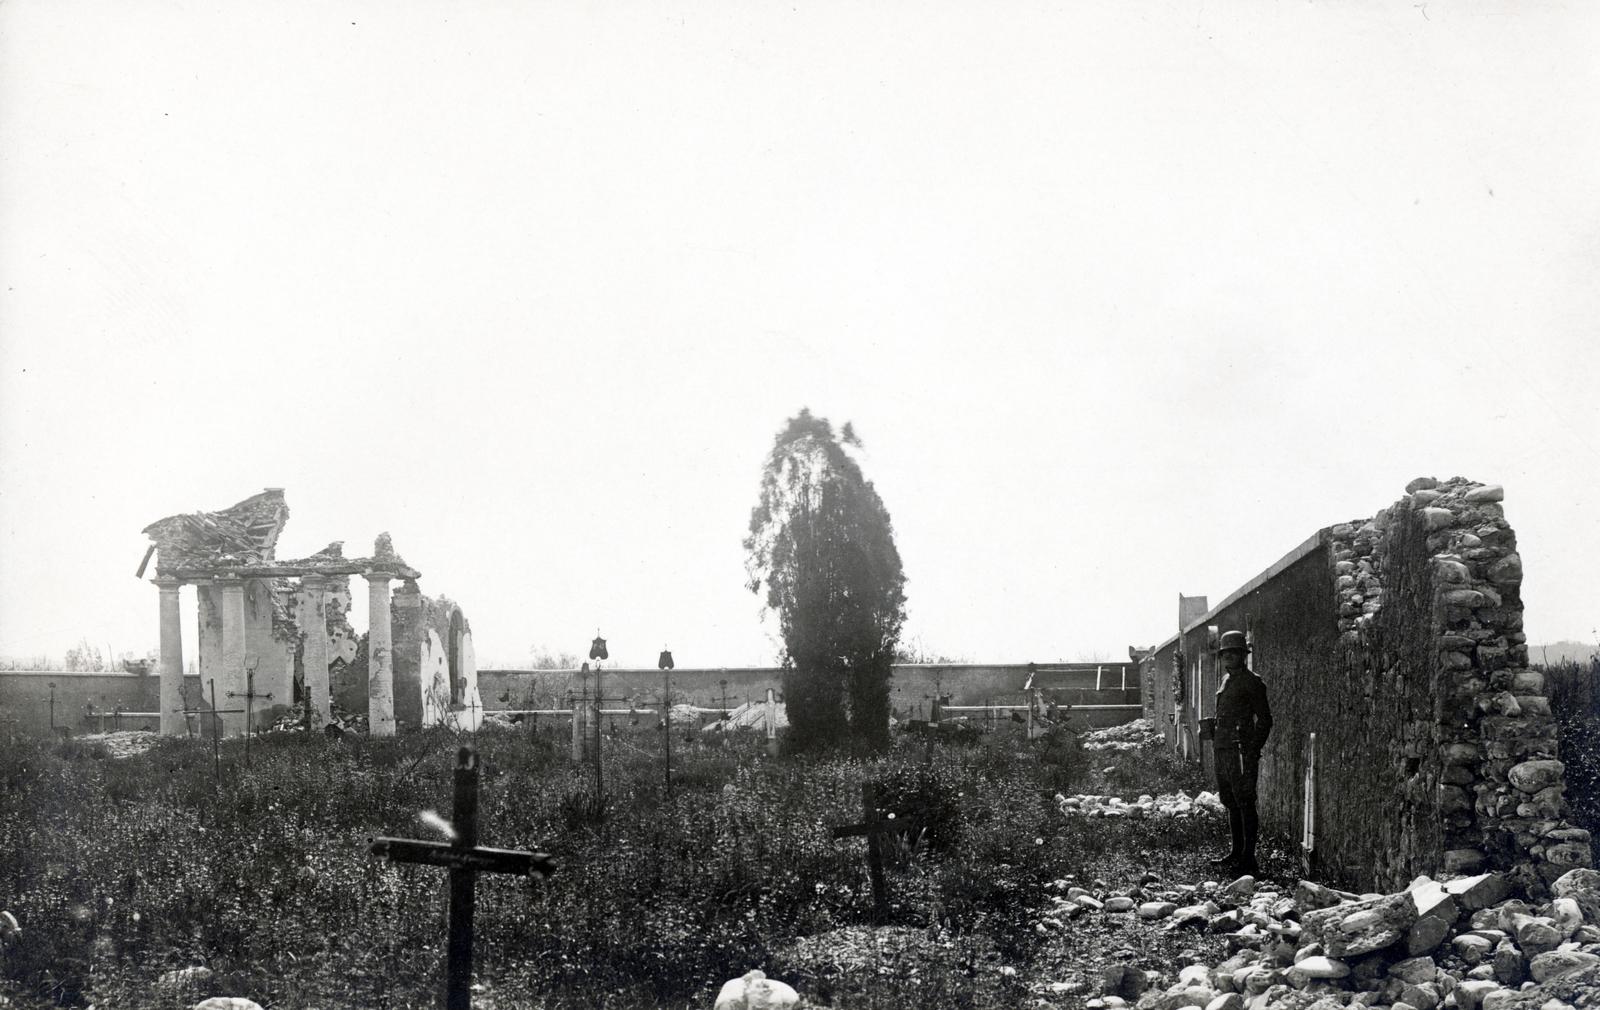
{"left": 370, "top": 745, "right": 555, "bottom": 1010}
{"left": 830, "top": 782, "right": 931, "bottom": 922}
{"left": 225, "top": 664, "right": 273, "bottom": 766}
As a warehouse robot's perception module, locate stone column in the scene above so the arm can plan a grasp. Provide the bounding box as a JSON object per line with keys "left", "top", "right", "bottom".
{"left": 217, "top": 574, "right": 247, "bottom": 737}
{"left": 390, "top": 580, "right": 424, "bottom": 729}
{"left": 301, "top": 574, "right": 331, "bottom": 730}
{"left": 367, "top": 573, "right": 395, "bottom": 736}
{"left": 155, "top": 577, "right": 185, "bottom": 737}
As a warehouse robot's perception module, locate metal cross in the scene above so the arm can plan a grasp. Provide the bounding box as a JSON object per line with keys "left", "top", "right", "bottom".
{"left": 169, "top": 680, "right": 244, "bottom": 781}
{"left": 370, "top": 746, "right": 555, "bottom": 1009}
{"left": 459, "top": 693, "right": 482, "bottom": 730}
{"left": 226, "top": 664, "right": 273, "bottom": 766}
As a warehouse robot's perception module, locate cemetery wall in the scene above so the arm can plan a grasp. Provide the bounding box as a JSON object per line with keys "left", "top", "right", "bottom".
{"left": 0, "top": 671, "right": 162, "bottom": 736}
{"left": 476, "top": 663, "right": 1140, "bottom": 726}
{"left": 1142, "top": 477, "right": 1591, "bottom": 894}
{"left": 0, "top": 672, "right": 278, "bottom": 737}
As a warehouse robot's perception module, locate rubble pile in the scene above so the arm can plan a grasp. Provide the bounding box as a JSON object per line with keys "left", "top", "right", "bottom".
{"left": 1063, "top": 868, "right": 1600, "bottom": 1010}
{"left": 77, "top": 730, "right": 159, "bottom": 759}
{"left": 1056, "top": 790, "right": 1226, "bottom": 820}
{"left": 1084, "top": 718, "right": 1166, "bottom": 752}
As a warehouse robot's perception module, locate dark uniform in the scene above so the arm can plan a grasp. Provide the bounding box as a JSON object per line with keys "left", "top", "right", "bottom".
{"left": 1212, "top": 637, "right": 1272, "bottom": 873}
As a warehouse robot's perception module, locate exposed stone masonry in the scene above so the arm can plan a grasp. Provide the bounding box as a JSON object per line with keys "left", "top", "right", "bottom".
{"left": 1144, "top": 476, "right": 1591, "bottom": 892}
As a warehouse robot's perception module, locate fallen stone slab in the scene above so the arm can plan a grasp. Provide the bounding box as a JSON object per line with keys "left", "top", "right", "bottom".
{"left": 713, "top": 969, "right": 802, "bottom": 1010}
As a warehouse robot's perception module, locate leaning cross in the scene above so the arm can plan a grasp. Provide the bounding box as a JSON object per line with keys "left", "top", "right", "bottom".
{"left": 370, "top": 745, "right": 555, "bottom": 1010}
{"left": 830, "top": 782, "right": 929, "bottom": 923}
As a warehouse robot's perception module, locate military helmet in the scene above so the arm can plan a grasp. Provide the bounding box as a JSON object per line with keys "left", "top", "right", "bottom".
{"left": 1218, "top": 630, "right": 1251, "bottom": 654}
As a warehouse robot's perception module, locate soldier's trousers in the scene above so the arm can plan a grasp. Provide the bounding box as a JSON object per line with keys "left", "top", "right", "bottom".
{"left": 1214, "top": 747, "right": 1261, "bottom": 859}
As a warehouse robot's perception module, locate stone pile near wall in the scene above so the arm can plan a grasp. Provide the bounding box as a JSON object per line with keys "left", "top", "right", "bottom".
{"left": 1077, "top": 867, "right": 1600, "bottom": 1010}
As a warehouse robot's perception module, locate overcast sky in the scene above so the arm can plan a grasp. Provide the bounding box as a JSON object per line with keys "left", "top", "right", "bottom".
{"left": 2, "top": 1, "right": 1597, "bottom": 671}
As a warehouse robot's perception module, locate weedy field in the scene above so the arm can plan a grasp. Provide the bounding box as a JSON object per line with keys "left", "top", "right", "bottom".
{"left": 0, "top": 723, "right": 1296, "bottom": 1009}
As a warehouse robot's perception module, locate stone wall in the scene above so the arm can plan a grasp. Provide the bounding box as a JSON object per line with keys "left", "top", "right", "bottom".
{"left": 0, "top": 672, "right": 161, "bottom": 737}
{"left": 340, "top": 586, "right": 486, "bottom": 731}
{"left": 242, "top": 578, "right": 294, "bottom": 725}
{"left": 1142, "top": 477, "right": 1592, "bottom": 893}
{"left": 477, "top": 662, "right": 1141, "bottom": 727}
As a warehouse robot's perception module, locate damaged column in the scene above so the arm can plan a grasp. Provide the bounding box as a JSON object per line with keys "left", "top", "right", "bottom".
{"left": 155, "top": 576, "right": 185, "bottom": 737}
{"left": 366, "top": 532, "right": 402, "bottom": 737}
{"left": 217, "top": 573, "right": 248, "bottom": 737}
{"left": 300, "top": 574, "right": 331, "bottom": 730}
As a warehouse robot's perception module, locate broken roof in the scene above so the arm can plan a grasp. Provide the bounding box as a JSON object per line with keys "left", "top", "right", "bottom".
{"left": 139, "top": 491, "right": 421, "bottom": 580}
{"left": 141, "top": 488, "right": 290, "bottom": 573}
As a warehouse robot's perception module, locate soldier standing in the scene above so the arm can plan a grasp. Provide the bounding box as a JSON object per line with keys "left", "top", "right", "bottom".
{"left": 1208, "top": 630, "right": 1272, "bottom": 875}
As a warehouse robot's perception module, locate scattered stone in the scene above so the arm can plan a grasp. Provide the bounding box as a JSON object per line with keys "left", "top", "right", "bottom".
{"left": 1222, "top": 876, "right": 1256, "bottom": 902}
{"left": 1493, "top": 939, "right": 1526, "bottom": 986}
{"left": 1448, "top": 873, "right": 1513, "bottom": 910}
{"left": 1551, "top": 868, "right": 1600, "bottom": 924}
{"left": 1105, "top": 896, "right": 1136, "bottom": 913}
{"left": 1528, "top": 951, "right": 1600, "bottom": 983}
{"left": 713, "top": 970, "right": 801, "bottom": 1010}
{"left": 1455, "top": 934, "right": 1495, "bottom": 964}
{"left": 192, "top": 1001, "right": 264, "bottom": 1010}
{"left": 1295, "top": 957, "right": 1350, "bottom": 979}
{"left": 1389, "top": 957, "right": 1437, "bottom": 984}
{"left": 1139, "top": 901, "right": 1178, "bottom": 920}
{"left": 1455, "top": 979, "right": 1501, "bottom": 1010}
{"left": 159, "top": 967, "right": 216, "bottom": 989}
{"left": 1550, "top": 898, "right": 1583, "bottom": 937}
{"left": 1102, "top": 963, "right": 1148, "bottom": 999}
{"left": 1465, "top": 484, "right": 1505, "bottom": 503}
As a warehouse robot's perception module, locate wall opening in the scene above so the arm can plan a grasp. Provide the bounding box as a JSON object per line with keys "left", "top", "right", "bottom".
{"left": 448, "top": 609, "right": 465, "bottom": 705}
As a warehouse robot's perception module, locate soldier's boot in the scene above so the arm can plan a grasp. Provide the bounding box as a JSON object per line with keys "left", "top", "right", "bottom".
{"left": 1209, "top": 805, "right": 1244, "bottom": 867}
{"left": 1236, "top": 806, "right": 1260, "bottom": 876}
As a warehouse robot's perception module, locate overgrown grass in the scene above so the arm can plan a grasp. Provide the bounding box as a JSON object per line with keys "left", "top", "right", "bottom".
{"left": 1542, "top": 658, "right": 1600, "bottom": 867}
{"left": 0, "top": 724, "right": 1237, "bottom": 1009}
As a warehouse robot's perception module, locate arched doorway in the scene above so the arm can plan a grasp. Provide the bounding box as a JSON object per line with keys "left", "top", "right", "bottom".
{"left": 447, "top": 608, "right": 465, "bottom": 705}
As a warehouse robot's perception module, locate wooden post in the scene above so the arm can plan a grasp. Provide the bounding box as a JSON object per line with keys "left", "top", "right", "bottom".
{"left": 446, "top": 747, "right": 479, "bottom": 1010}
{"left": 568, "top": 691, "right": 582, "bottom": 762}
{"left": 662, "top": 670, "right": 672, "bottom": 799}
{"left": 861, "top": 783, "right": 888, "bottom": 921}
{"left": 764, "top": 687, "right": 778, "bottom": 755}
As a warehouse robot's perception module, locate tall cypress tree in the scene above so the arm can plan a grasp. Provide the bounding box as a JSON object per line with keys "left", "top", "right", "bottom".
{"left": 745, "top": 409, "right": 907, "bottom": 751}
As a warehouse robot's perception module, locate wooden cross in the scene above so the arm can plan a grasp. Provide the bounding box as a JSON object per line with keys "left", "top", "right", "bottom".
{"left": 226, "top": 665, "right": 272, "bottom": 766}
{"left": 830, "top": 782, "right": 930, "bottom": 922}
{"left": 370, "top": 745, "right": 555, "bottom": 1010}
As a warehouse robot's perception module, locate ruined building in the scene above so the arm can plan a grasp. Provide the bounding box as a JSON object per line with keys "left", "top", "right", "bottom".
{"left": 139, "top": 489, "right": 483, "bottom": 737}
{"left": 1139, "top": 477, "right": 1592, "bottom": 894}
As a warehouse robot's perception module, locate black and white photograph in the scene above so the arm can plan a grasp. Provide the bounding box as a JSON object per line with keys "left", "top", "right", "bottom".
{"left": 1, "top": 2, "right": 1597, "bottom": 1008}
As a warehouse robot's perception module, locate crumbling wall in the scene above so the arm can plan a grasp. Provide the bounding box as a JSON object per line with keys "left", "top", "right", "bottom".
{"left": 290, "top": 575, "right": 356, "bottom": 710}
{"left": 1145, "top": 478, "right": 1591, "bottom": 893}
{"left": 391, "top": 589, "right": 482, "bottom": 730}
{"left": 243, "top": 578, "right": 294, "bottom": 724}
{"left": 1390, "top": 478, "right": 1590, "bottom": 891}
